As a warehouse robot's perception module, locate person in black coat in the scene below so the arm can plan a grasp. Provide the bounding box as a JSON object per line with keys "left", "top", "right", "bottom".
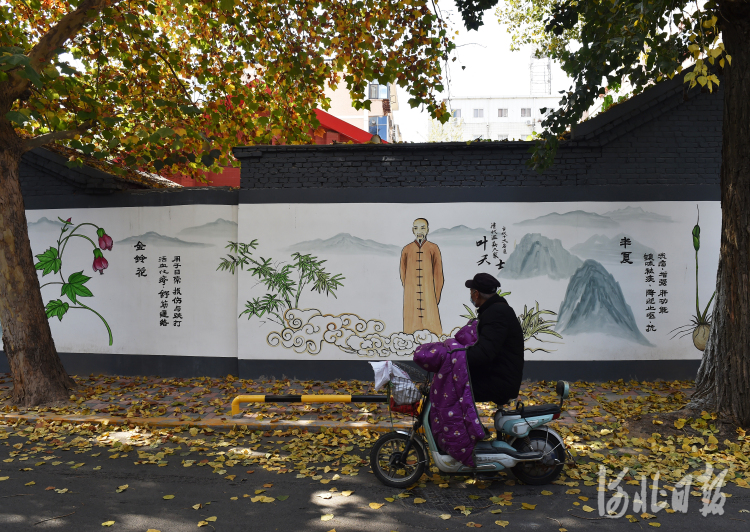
{"left": 464, "top": 273, "right": 525, "bottom": 406}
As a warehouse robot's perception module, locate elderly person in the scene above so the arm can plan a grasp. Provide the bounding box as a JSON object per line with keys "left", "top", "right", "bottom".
{"left": 465, "top": 273, "right": 525, "bottom": 406}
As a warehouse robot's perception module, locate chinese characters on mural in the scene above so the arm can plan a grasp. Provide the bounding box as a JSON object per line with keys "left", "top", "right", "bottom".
{"left": 134, "top": 240, "right": 147, "bottom": 278}
{"left": 644, "top": 253, "right": 667, "bottom": 333}
{"left": 478, "top": 223, "right": 504, "bottom": 271}
{"left": 173, "top": 256, "right": 183, "bottom": 327}
{"left": 156, "top": 255, "right": 183, "bottom": 327}
{"left": 620, "top": 236, "right": 633, "bottom": 264}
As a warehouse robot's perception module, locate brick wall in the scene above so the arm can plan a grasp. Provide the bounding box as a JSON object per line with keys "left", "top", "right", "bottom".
{"left": 236, "top": 84, "right": 722, "bottom": 190}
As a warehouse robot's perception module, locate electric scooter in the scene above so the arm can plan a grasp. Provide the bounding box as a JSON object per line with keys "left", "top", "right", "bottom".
{"left": 370, "top": 374, "right": 572, "bottom": 488}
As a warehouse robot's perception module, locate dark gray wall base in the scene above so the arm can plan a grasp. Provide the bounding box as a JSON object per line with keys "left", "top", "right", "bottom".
{"left": 521, "top": 359, "right": 701, "bottom": 382}
{"left": 238, "top": 359, "right": 701, "bottom": 383}
{"left": 0, "top": 352, "right": 238, "bottom": 379}
{"left": 0, "top": 354, "right": 700, "bottom": 383}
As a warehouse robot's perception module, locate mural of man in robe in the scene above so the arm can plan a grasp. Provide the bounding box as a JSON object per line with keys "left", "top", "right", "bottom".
{"left": 400, "top": 218, "right": 444, "bottom": 335}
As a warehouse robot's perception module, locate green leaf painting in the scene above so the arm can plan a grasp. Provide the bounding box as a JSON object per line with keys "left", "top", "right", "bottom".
{"left": 60, "top": 271, "right": 93, "bottom": 304}
{"left": 34, "top": 247, "right": 61, "bottom": 276}
{"left": 220, "top": 240, "right": 344, "bottom": 326}
{"left": 44, "top": 299, "right": 69, "bottom": 321}
{"left": 35, "top": 218, "right": 114, "bottom": 345}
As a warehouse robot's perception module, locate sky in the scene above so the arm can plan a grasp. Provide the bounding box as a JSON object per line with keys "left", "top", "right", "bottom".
{"left": 392, "top": 10, "right": 574, "bottom": 143}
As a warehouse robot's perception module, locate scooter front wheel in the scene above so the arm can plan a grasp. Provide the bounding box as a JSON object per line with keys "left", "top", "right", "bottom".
{"left": 511, "top": 429, "right": 565, "bottom": 485}
{"left": 370, "top": 432, "right": 426, "bottom": 489}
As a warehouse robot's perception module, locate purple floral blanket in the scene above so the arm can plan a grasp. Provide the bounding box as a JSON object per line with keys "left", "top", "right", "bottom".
{"left": 413, "top": 321, "right": 486, "bottom": 466}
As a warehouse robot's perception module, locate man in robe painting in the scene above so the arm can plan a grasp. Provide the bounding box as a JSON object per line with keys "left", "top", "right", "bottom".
{"left": 400, "top": 218, "right": 444, "bottom": 335}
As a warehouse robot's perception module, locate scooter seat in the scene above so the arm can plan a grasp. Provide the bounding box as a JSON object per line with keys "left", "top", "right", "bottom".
{"left": 505, "top": 403, "right": 561, "bottom": 417}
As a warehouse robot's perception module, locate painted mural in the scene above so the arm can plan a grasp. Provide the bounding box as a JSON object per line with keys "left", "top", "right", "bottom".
{"left": 236, "top": 201, "right": 720, "bottom": 362}
{"left": 22, "top": 201, "right": 720, "bottom": 364}
{"left": 25, "top": 205, "right": 239, "bottom": 358}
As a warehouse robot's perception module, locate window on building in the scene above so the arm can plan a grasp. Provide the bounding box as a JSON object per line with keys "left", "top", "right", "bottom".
{"left": 497, "top": 134, "right": 509, "bottom": 140}
{"left": 497, "top": 109, "right": 508, "bottom": 118}
{"left": 452, "top": 109, "right": 462, "bottom": 118}
{"left": 368, "top": 116, "right": 388, "bottom": 140}
{"left": 368, "top": 83, "right": 390, "bottom": 100}
{"left": 473, "top": 108, "right": 484, "bottom": 118}
{"left": 521, "top": 108, "right": 532, "bottom": 117}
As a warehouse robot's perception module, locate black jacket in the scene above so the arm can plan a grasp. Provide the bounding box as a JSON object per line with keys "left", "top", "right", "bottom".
{"left": 466, "top": 295, "right": 524, "bottom": 405}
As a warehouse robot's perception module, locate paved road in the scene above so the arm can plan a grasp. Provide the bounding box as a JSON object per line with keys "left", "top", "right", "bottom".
{"left": 1, "top": 429, "right": 748, "bottom": 531}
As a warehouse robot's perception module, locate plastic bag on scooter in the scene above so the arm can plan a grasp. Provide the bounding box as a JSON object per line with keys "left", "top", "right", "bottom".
{"left": 390, "top": 376, "right": 421, "bottom": 406}
{"left": 369, "top": 362, "right": 420, "bottom": 406}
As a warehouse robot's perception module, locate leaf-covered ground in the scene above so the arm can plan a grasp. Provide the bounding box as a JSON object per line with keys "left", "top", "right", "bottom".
{"left": 1, "top": 374, "right": 749, "bottom": 529}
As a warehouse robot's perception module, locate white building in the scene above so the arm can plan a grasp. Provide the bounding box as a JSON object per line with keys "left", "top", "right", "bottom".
{"left": 445, "top": 95, "right": 560, "bottom": 141}
{"left": 323, "top": 81, "right": 401, "bottom": 142}
{"left": 445, "top": 55, "right": 561, "bottom": 141}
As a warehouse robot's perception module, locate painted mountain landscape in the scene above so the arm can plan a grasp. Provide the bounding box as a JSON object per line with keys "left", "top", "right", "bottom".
{"left": 499, "top": 233, "right": 583, "bottom": 280}
{"left": 288, "top": 233, "right": 401, "bottom": 255}
{"left": 429, "top": 225, "right": 487, "bottom": 246}
{"left": 556, "top": 260, "right": 652, "bottom": 346}
{"left": 178, "top": 218, "right": 237, "bottom": 238}
{"left": 117, "top": 232, "right": 212, "bottom": 248}
{"left": 516, "top": 210, "right": 619, "bottom": 228}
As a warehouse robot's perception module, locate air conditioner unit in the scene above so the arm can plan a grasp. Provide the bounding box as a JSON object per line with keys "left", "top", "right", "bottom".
{"left": 526, "top": 120, "right": 533, "bottom": 126}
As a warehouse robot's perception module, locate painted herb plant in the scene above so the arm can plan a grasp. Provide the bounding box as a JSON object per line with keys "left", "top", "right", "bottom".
{"left": 459, "top": 293, "right": 562, "bottom": 353}
{"left": 34, "top": 217, "right": 114, "bottom": 345}
{"left": 670, "top": 206, "right": 715, "bottom": 351}
{"left": 217, "top": 240, "right": 345, "bottom": 326}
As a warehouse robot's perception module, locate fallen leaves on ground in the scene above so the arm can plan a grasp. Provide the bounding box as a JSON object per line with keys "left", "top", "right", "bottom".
{"left": 1, "top": 375, "right": 749, "bottom": 531}
{"left": 369, "top": 502, "right": 384, "bottom": 509}
{"left": 321, "top": 514, "right": 334, "bottom": 521}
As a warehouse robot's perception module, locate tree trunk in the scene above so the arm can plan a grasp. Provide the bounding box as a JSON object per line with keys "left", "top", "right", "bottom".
{"left": 0, "top": 121, "right": 74, "bottom": 406}
{"left": 689, "top": 2, "right": 750, "bottom": 426}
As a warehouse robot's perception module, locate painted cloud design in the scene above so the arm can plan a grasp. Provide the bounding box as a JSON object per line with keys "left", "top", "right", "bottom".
{"left": 266, "top": 308, "right": 445, "bottom": 357}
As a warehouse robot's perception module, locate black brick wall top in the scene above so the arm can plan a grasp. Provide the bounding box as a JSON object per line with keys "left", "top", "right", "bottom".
{"left": 234, "top": 82, "right": 722, "bottom": 191}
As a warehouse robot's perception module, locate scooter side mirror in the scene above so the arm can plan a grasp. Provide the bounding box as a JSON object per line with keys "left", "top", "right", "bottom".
{"left": 556, "top": 380, "right": 570, "bottom": 407}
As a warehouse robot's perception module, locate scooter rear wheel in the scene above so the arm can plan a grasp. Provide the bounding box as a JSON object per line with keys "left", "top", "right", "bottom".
{"left": 510, "top": 429, "right": 565, "bottom": 485}
{"left": 370, "top": 432, "right": 426, "bottom": 489}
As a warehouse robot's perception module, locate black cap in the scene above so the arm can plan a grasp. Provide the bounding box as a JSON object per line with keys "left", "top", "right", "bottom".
{"left": 465, "top": 273, "right": 501, "bottom": 293}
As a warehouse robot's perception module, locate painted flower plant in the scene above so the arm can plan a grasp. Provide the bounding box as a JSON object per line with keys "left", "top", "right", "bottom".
{"left": 34, "top": 217, "right": 113, "bottom": 346}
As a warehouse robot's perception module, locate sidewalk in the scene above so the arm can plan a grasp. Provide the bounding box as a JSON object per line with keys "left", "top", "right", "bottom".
{"left": 0, "top": 372, "right": 694, "bottom": 432}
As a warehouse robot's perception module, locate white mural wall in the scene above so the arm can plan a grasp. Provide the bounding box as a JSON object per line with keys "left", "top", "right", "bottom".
{"left": 237, "top": 201, "right": 720, "bottom": 362}
{"left": 22, "top": 201, "right": 720, "bottom": 364}
{"left": 25, "top": 205, "right": 238, "bottom": 358}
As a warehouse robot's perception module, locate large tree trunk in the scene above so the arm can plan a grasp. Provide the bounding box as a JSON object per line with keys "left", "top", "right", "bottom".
{"left": 689, "top": 2, "right": 750, "bottom": 426}
{"left": 0, "top": 121, "right": 74, "bottom": 406}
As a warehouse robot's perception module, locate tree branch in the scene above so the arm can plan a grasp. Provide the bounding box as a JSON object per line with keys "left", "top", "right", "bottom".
{"left": 8, "top": 0, "right": 117, "bottom": 99}
{"left": 152, "top": 49, "right": 194, "bottom": 104}
{"left": 21, "top": 121, "right": 95, "bottom": 152}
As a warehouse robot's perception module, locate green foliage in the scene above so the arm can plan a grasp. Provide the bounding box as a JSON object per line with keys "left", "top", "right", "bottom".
{"left": 5, "top": 0, "right": 455, "bottom": 180}
{"left": 60, "top": 271, "right": 93, "bottom": 304}
{"left": 492, "top": 1, "right": 730, "bottom": 170}
{"left": 219, "top": 241, "right": 345, "bottom": 325}
{"left": 34, "top": 247, "right": 61, "bottom": 276}
{"left": 496, "top": 0, "right": 581, "bottom": 57}
{"left": 34, "top": 218, "right": 113, "bottom": 345}
{"left": 518, "top": 301, "right": 562, "bottom": 353}
{"left": 44, "top": 299, "right": 69, "bottom": 321}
